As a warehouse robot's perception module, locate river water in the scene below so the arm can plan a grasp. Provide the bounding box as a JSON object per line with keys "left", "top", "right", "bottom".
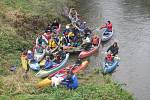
{"left": 78, "top": 0, "right": 150, "bottom": 100}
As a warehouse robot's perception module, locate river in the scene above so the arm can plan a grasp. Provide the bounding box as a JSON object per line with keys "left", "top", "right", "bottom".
{"left": 78, "top": 0, "right": 150, "bottom": 100}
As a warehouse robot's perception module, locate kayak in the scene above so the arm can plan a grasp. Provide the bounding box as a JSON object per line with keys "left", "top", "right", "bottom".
{"left": 102, "top": 56, "right": 120, "bottom": 74}
{"left": 35, "top": 60, "right": 88, "bottom": 89}
{"left": 63, "top": 46, "right": 82, "bottom": 53}
{"left": 28, "top": 59, "right": 40, "bottom": 71}
{"left": 78, "top": 37, "right": 100, "bottom": 59}
{"left": 34, "top": 48, "right": 46, "bottom": 62}
{"left": 101, "top": 28, "right": 113, "bottom": 42}
{"left": 35, "top": 53, "right": 69, "bottom": 78}
{"left": 21, "top": 54, "right": 28, "bottom": 70}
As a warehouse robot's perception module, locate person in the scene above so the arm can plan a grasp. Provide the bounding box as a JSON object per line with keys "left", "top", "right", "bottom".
{"left": 82, "top": 36, "right": 92, "bottom": 51}
{"left": 68, "top": 31, "right": 75, "bottom": 41}
{"left": 27, "top": 50, "right": 34, "bottom": 62}
{"left": 91, "top": 35, "right": 99, "bottom": 46}
{"left": 49, "top": 38, "right": 57, "bottom": 49}
{"left": 62, "top": 24, "right": 71, "bottom": 35}
{"left": 57, "top": 47, "right": 66, "bottom": 60}
{"left": 71, "top": 58, "right": 82, "bottom": 70}
{"left": 63, "top": 35, "right": 70, "bottom": 46}
{"left": 61, "top": 70, "right": 78, "bottom": 89}
{"left": 100, "top": 21, "right": 112, "bottom": 35}
{"left": 36, "top": 34, "right": 48, "bottom": 47}
{"left": 107, "top": 42, "right": 119, "bottom": 56}
{"left": 51, "top": 19, "right": 60, "bottom": 30}
{"left": 45, "top": 24, "right": 51, "bottom": 32}
{"left": 68, "top": 8, "right": 78, "bottom": 23}
{"left": 44, "top": 56, "right": 56, "bottom": 69}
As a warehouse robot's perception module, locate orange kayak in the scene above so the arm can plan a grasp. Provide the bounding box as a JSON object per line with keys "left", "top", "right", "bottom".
{"left": 35, "top": 61, "right": 89, "bottom": 89}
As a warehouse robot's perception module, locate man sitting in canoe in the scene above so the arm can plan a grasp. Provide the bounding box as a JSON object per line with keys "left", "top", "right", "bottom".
{"left": 100, "top": 20, "right": 112, "bottom": 35}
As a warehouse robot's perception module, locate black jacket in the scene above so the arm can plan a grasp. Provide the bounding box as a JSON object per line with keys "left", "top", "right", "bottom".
{"left": 107, "top": 45, "right": 119, "bottom": 56}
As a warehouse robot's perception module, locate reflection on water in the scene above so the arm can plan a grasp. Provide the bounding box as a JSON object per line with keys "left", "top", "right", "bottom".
{"left": 78, "top": 0, "right": 150, "bottom": 99}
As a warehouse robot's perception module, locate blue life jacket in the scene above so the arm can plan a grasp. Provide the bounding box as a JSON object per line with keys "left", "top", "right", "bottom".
{"left": 44, "top": 60, "right": 53, "bottom": 69}
{"left": 67, "top": 75, "right": 78, "bottom": 89}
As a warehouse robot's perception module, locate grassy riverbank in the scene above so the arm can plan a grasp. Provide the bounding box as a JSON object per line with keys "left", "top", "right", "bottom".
{"left": 0, "top": 0, "right": 133, "bottom": 100}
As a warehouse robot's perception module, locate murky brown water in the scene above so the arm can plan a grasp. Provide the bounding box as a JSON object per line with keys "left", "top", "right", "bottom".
{"left": 78, "top": 0, "right": 150, "bottom": 100}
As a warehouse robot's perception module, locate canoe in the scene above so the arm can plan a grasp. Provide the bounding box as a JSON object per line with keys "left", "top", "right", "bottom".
{"left": 34, "top": 48, "right": 46, "bottom": 62}
{"left": 78, "top": 37, "right": 100, "bottom": 59}
{"left": 35, "top": 53, "right": 69, "bottom": 78}
{"left": 28, "top": 59, "right": 40, "bottom": 71}
{"left": 101, "top": 28, "right": 113, "bottom": 42}
{"left": 63, "top": 46, "right": 82, "bottom": 53}
{"left": 68, "top": 8, "right": 78, "bottom": 23}
{"left": 102, "top": 56, "right": 120, "bottom": 74}
{"left": 21, "top": 54, "right": 28, "bottom": 70}
{"left": 35, "top": 60, "right": 88, "bottom": 89}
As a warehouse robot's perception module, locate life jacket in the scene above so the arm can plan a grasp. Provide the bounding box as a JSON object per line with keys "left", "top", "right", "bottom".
{"left": 68, "top": 32, "right": 74, "bottom": 37}
{"left": 67, "top": 75, "right": 78, "bottom": 89}
{"left": 49, "top": 39, "right": 57, "bottom": 48}
{"left": 44, "top": 60, "right": 53, "bottom": 69}
{"left": 106, "top": 54, "right": 113, "bottom": 62}
{"left": 107, "top": 23, "right": 112, "bottom": 32}
{"left": 92, "top": 37, "right": 99, "bottom": 45}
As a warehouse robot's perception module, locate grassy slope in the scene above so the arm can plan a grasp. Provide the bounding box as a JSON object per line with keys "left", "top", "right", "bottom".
{"left": 0, "top": 0, "right": 133, "bottom": 100}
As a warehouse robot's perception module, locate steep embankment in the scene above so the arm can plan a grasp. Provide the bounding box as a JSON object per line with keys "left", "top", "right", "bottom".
{"left": 0, "top": 0, "right": 133, "bottom": 100}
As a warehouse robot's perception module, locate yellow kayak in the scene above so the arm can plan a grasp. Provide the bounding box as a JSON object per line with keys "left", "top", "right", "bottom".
{"left": 21, "top": 55, "right": 28, "bottom": 70}
{"left": 35, "top": 78, "right": 51, "bottom": 89}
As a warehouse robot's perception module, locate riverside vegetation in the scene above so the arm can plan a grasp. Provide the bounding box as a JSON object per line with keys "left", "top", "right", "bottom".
{"left": 0, "top": 0, "right": 134, "bottom": 100}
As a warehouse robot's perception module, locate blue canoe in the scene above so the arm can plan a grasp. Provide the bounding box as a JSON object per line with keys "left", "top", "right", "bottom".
{"left": 35, "top": 53, "right": 69, "bottom": 78}
{"left": 102, "top": 56, "right": 120, "bottom": 74}
{"left": 29, "top": 59, "right": 40, "bottom": 71}
{"left": 101, "top": 28, "right": 113, "bottom": 42}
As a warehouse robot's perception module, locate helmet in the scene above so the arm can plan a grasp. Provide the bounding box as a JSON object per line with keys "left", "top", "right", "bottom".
{"left": 27, "top": 50, "right": 32, "bottom": 54}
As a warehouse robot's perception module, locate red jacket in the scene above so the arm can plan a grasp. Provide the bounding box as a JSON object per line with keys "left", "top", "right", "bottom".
{"left": 101, "top": 23, "right": 112, "bottom": 31}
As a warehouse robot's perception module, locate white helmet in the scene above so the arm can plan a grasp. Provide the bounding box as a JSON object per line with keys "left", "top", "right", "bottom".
{"left": 27, "top": 50, "right": 32, "bottom": 54}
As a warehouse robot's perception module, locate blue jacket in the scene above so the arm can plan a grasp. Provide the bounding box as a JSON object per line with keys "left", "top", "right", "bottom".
{"left": 67, "top": 75, "right": 78, "bottom": 89}
{"left": 44, "top": 60, "right": 53, "bottom": 69}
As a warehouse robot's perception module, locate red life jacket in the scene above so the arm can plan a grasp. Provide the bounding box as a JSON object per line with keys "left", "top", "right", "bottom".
{"left": 107, "top": 23, "right": 112, "bottom": 31}
{"left": 106, "top": 54, "right": 113, "bottom": 62}
{"left": 92, "top": 37, "right": 99, "bottom": 45}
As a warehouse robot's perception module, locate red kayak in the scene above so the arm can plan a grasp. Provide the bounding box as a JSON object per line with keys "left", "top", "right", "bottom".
{"left": 48, "top": 60, "right": 89, "bottom": 78}
{"left": 78, "top": 36, "right": 100, "bottom": 59}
